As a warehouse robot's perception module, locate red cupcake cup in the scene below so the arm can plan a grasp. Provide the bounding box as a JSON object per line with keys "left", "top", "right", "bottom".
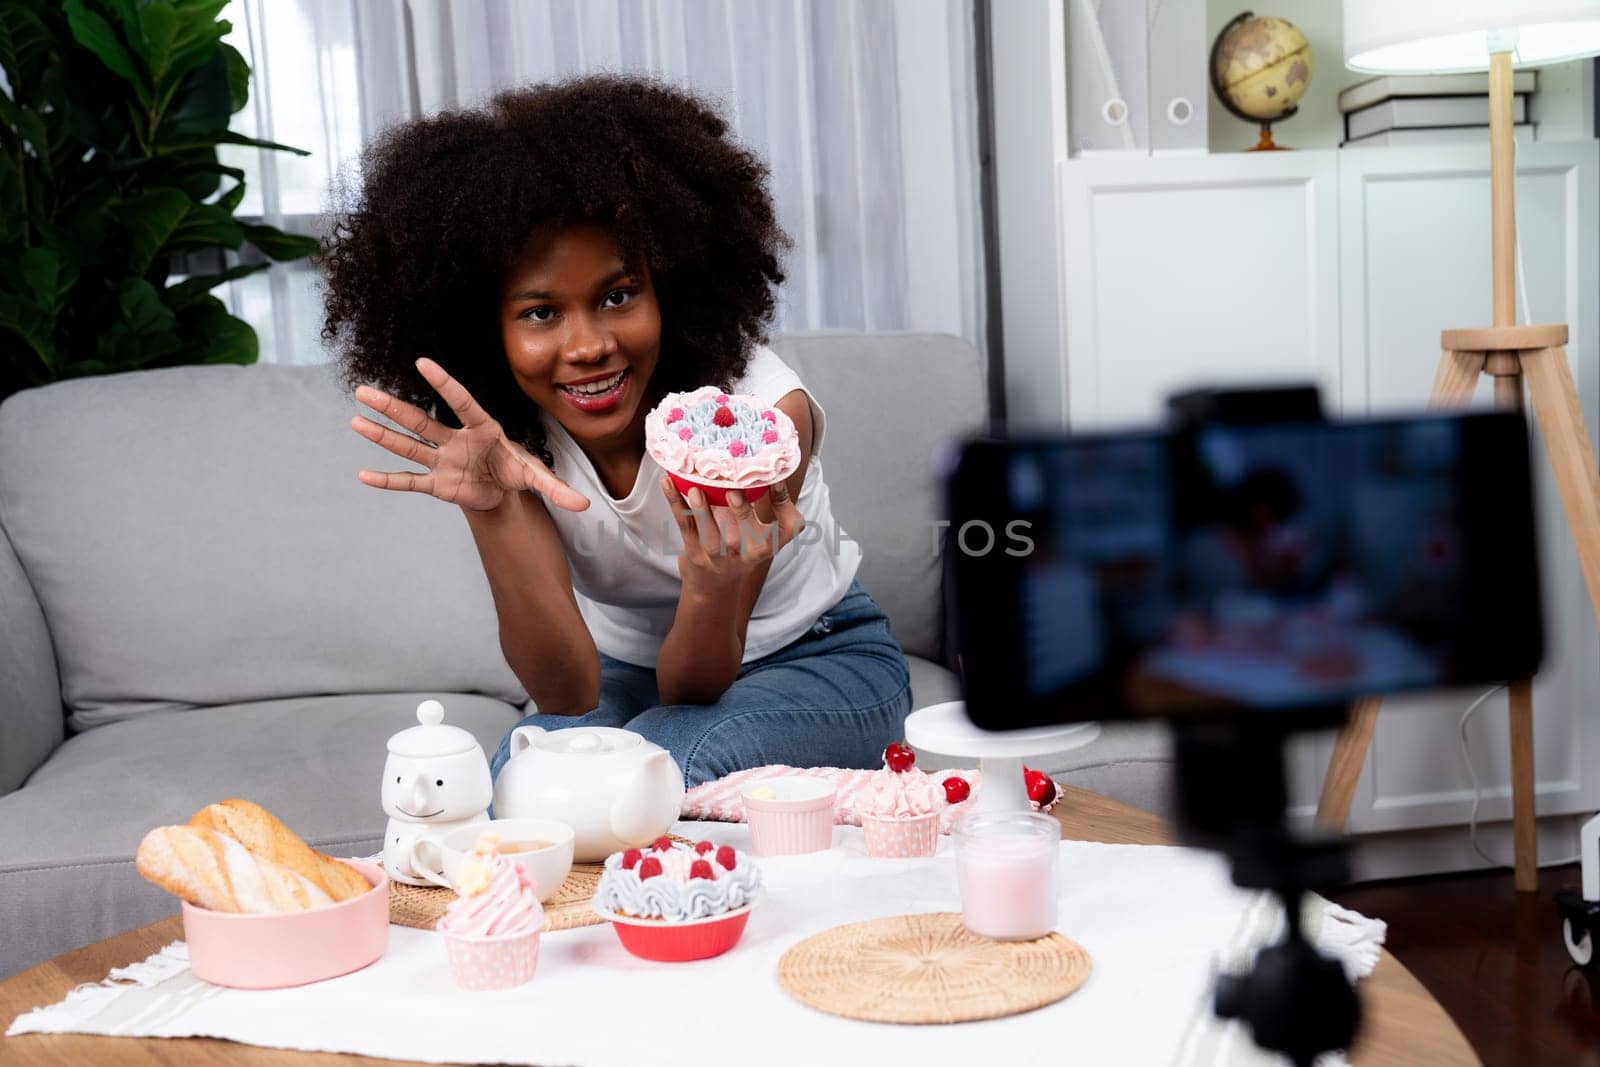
{"left": 593, "top": 899, "right": 758, "bottom": 962}
{"left": 667, "top": 473, "right": 771, "bottom": 508}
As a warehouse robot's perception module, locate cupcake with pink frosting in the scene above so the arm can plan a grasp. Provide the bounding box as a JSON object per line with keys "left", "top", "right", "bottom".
{"left": 854, "top": 742, "right": 943, "bottom": 858}
{"left": 436, "top": 833, "right": 546, "bottom": 991}
{"left": 645, "top": 388, "right": 801, "bottom": 506}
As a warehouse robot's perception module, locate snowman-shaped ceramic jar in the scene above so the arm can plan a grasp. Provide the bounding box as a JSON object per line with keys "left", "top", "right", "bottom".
{"left": 382, "top": 699, "right": 491, "bottom": 885}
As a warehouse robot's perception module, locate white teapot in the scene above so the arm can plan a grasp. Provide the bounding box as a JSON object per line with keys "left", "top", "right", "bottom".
{"left": 492, "top": 725, "right": 684, "bottom": 862}
{"left": 382, "top": 699, "right": 490, "bottom": 885}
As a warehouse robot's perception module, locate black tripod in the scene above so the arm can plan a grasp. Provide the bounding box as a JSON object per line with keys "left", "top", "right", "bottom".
{"left": 1172, "top": 718, "right": 1363, "bottom": 1067}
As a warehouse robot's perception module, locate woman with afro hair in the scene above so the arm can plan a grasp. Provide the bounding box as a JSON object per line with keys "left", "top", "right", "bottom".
{"left": 323, "top": 75, "right": 911, "bottom": 788}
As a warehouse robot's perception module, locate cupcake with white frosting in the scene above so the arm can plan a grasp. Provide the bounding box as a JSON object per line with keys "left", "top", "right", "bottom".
{"left": 593, "top": 836, "right": 762, "bottom": 961}
{"left": 645, "top": 388, "right": 801, "bottom": 506}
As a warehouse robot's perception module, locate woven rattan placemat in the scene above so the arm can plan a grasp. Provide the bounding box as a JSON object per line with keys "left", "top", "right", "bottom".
{"left": 777, "top": 912, "right": 1091, "bottom": 1024}
{"left": 388, "top": 834, "right": 697, "bottom": 932}
{"left": 389, "top": 862, "right": 606, "bottom": 932}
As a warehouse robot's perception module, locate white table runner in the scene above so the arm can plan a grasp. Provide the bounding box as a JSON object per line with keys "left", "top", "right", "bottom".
{"left": 9, "top": 823, "right": 1384, "bottom": 1066}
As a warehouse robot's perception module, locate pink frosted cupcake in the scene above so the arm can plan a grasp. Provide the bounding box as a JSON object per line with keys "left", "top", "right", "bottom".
{"left": 645, "top": 388, "right": 801, "bottom": 506}
{"left": 854, "top": 743, "right": 943, "bottom": 858}
{"left": 436, "top": 833, "right": 546, "bottom": 991}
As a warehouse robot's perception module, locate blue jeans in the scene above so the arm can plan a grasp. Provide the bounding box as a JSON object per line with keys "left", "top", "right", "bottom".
{"left": 490, "top": 580, "right": 912, "bottom": 788}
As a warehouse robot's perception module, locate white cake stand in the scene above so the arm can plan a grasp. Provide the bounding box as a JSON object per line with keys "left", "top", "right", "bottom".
{"left": 904, "top": 701, "right": 1100, "bottom": 814}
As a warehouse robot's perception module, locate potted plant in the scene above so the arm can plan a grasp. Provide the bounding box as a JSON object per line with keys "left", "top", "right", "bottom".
{"left": 0, "top": 0, "right": 319, "bottom": 404}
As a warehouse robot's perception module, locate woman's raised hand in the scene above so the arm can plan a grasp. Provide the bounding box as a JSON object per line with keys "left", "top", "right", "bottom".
{"left": 350, "top": 357, "right": 589, "bottom": 513}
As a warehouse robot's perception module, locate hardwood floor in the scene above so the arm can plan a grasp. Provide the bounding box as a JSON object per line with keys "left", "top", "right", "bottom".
{"left": 1331, "top": 863, "right": 1600, "bottom": 1066}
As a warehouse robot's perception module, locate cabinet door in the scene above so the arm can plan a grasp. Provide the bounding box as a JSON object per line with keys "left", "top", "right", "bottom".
{"left": 1338, "top": 140, "right": 1600, "bottom": 836}
{"left": 1058, "top": 150, "right": 1342, "bottom": 818}
{"left": 1059, "top": 151, "right": 1342, "bottom": 430}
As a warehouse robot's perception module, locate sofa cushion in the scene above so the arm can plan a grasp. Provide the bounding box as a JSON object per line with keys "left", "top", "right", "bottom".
{"left": 0, "top": 364, "right": 529, "bottom": 730}
{"left": 0, "top": 692, "right": 522, "bottom": 979}
{"left": 906, "top": 653, "right": 962, "bottom": 711}
{"left": 0, "top": 523, "right": 61, "bottom": 794}
{"left": 771, "top": 333, "right": 986, "bottom": 662}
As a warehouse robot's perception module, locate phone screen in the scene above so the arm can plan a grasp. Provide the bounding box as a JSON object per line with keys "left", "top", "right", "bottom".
{"left": 949, "top": 413, "right": 1542, "bottom": 728}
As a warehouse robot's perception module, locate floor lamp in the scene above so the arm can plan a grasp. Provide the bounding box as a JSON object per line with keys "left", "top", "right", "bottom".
{"left": 1317, "top": 2, "right": 1600, "bottom": 892}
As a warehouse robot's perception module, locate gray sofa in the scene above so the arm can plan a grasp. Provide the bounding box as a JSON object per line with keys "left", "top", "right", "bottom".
{"left": 0, "top": 331, "right": 1170, "bottom": 978}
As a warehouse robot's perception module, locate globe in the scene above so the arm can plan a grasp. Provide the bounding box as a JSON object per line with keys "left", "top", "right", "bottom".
{"left": 1211, "top": 13, "right": 1315, "bottom": 149}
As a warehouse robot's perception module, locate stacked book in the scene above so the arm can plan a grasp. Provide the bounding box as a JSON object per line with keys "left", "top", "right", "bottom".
{"left": 1340, "top": 71, "right": 1537, "bottom": 147}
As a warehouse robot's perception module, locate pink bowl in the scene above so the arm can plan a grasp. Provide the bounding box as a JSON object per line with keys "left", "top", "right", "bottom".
{"left": 181, "top": 859, "right": 389, "bottom": 989}
{"left": 596, "top": 902, "right": 756, "bottom": 962}
{"left": 742, "top": 778, "right": 836, "bottom": 856}
{"left": 667, "top": 473, "right": 771, "bottom": 508}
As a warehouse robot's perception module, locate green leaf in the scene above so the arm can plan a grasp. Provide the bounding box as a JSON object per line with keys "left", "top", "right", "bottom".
{"left": 213, "top": 128, "right": 310, "bottom": 156}
{"left": 221, "top": 43, "right": 249, "bottom": 114}
{"left": 178, "top": 294, "right": 257, "bottom": 366}
{"left": 161, "top": 42, "right": 232, "bottom": 135}
{"left": 136, "top": 2, "right": 179, "bottom": 82}
{"left": 121, "top": 187, "right": 191, "bottom": 274}
{"left": 165, "top": 200, "right": 244, "bottom": 251}
{"left": 63, "top": 0, "right": 140, "bottom": 82}
{"left": 161, "top": 260, "right": 267, "bottom": 308}
{"left": 167, "top": 3, "right": 227, "bottom": 81}
{"left": 117, "top": 278, "right": 177, "bottom": 333}
{"left": 0, "top": 318, "right": 60, "bottom": 377}
{"left": 240, "top": 222, "right": 319, "bottom": 262}
{"left": 214, "top": 180, "right": 245, "bottom": 212}
{"left": 18, "top": 247, "right": 59, "bottom": 311}
{"left": 154, "top": 129, "right": 312, "bottom": 157}
{"left": 0, "top": 94, "right": 51, "bottom": 176}
{"left": 0, "top": 2, "right": 53, "bottom": 98}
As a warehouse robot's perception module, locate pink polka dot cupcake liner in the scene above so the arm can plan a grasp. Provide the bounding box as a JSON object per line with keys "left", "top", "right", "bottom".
{"left": 861, "top": 812, "right": 941, "bottom": 858}
{"left": 441, "top": 928, "right": 542, "bottom": 991}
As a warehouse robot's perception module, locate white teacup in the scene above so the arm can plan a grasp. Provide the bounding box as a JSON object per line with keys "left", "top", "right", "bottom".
{"left": 408, "top": 817, "right": 575, "bottom": 902}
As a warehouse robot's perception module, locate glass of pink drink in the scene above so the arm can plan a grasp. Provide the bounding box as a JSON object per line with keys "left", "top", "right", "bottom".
{"left": 955, "top": 811, "right": 1059, "bottom": 940}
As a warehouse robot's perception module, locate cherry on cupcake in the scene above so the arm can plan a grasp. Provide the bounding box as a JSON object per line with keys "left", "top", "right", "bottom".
{"left": 942, "top": 775, "right": 972, "bottom": 804}
{"left": 1024, "top": 767, "right": 1057, "bottom": 807}
{"left": 713, "top": 406, "right": 737, "bottom": 427}
{"left": 883, "top": 741, "right": 915, "bottom": 773}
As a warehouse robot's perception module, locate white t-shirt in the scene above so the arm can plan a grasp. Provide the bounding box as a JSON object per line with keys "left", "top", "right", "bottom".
{"left": 539, "top": 346, "right": 862, "bottom": 667}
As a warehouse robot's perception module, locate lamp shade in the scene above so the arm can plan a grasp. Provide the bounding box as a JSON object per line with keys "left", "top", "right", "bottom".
{"left": 1344, "top": 0, "right": 1600, "bottom": 73}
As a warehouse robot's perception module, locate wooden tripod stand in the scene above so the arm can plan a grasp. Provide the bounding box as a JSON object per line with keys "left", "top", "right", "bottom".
{"left": 1314, "top": 52, "right": 1600, "bottom": 892}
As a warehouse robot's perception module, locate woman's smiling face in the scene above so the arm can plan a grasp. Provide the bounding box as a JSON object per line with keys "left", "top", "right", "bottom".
{"left": 500, "top": 223, "right": 662, "bottom": 449}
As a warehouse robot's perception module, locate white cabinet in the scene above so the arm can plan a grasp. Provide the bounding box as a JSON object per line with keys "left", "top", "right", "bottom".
{"left": 1057, "top": 142, "right": 1600, "bottom": 875}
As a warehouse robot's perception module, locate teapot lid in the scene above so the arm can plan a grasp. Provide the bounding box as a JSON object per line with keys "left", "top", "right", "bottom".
{"left": 387, "top": 700, "right": 479, "bottom": 758}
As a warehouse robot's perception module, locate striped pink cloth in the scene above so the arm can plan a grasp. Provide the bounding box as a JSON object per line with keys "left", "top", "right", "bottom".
{"left": 680, "top": 765, "right": 1061, "bottom": 835}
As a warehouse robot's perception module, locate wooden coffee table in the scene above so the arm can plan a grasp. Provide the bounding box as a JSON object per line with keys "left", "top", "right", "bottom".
{"left": 0, "top": 785, "right": 1477, "bottom": 1065}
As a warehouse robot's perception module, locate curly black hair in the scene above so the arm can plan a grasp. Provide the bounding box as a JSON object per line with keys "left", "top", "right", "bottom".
{"left": 320, "top": 74, "right": 789, "bottom": 466}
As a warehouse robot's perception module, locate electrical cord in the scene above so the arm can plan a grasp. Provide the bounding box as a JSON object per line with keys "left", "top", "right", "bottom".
{"left": 1458, "top": 685, "right": 1581, "bottom": 868}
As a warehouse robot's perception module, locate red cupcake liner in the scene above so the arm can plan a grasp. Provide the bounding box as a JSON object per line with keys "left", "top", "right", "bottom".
{"left": 667, "top": 473, "right": 771, "bottom": 507}
{"left": 594, "top": 901, "right": 756, "bottom": 962}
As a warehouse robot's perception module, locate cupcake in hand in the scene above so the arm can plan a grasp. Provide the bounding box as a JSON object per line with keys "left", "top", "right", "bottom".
{"left": 437, "top": 832, "right": 546, "bottom": 991}
{"left": 855, "top": 742, "right": 942, "bottom": 858}
{"left": 645, "top": 388, "right": 801, "bottom": 506}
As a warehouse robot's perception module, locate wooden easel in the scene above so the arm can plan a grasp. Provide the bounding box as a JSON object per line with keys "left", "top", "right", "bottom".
{"left": 1314, "top": 52, "right": 1600, "bottom": 892}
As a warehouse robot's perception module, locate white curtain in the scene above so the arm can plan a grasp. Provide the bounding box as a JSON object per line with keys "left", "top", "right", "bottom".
{"left": 217, "top": 0, "right": 985, "bottom": 365}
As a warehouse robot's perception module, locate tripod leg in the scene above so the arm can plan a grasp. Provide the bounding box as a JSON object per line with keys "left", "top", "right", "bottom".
{"left": 1429, "top": 349, "right": 1486, "bottom": 408}
{"left": 1521, "top": 346, "right": 1600, "bottom": 622}
{"left": 1317, "top": 697, "right": 1380, "bottom": 830}
{"left": 1508, "top": 678, "right": 1538, "bottom": 892}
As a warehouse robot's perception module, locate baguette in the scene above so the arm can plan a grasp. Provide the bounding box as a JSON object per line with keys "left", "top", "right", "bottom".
{"left": 136, "top": 825, "right": 336, "bottom": 913}
{"left": 189, "top": 798, "right": 370, "bottom": 902}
